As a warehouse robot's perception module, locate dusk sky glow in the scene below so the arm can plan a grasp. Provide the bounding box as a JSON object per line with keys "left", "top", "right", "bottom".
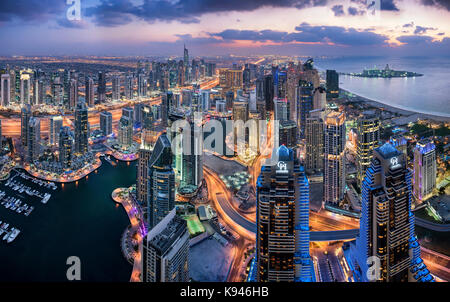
{"left": 1, "top": 0, "right": 449, "bottom": 56}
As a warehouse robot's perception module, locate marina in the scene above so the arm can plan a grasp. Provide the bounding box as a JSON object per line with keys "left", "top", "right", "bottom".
{"left": 0, "top": 221, "right": 21, "bottom": 243}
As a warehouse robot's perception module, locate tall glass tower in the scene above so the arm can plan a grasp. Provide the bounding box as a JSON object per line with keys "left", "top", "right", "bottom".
{"left": 351, "top": 143, "right": 434, "bottom": 282}
{"left": 356, "top": 114, "right": 380, "bottom": 188}
{"left": 147, "top": 133, "right": 175, "bottom": 229}
{"left": 256, "top": 145, "right": 313, "bottom": 282}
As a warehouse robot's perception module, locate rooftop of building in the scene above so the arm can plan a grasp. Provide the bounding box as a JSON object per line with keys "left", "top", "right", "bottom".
{"left": 148, "top": 214, "right": 186, "bottom": 253}
{"left": 376, "top": 142, "right": 402, "bottom": 159}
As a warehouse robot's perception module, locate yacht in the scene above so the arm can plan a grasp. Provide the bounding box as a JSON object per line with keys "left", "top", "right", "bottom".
{"left": 7, "top": 228, "right": 20, "bottom": 243}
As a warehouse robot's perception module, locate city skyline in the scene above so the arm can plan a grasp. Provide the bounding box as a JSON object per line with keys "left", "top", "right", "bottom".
{"left": 0, "top": 2, "right": 449, "bottom": 287}
{"left": 0, "top": 0, "right": 449, "bottom": 56}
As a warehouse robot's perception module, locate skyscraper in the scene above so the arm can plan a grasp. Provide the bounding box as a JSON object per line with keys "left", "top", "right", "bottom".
{"left": 141, "top": 208, "right": 190, "bottom": 282}
{"left": 256, "top": 145, "right": 313, "bottom": 282}
{"left": 264, "top": 74, "right": 274, "bottom": 112}
{"left": 326, "top": 70, "right": 339, "bottom": 100}
{"left": 274, "top": 98, "right": 289, "bottom": 121}
{"left": 21, "top": 104, "right": 32, "bottom": 146}
{"left": 413, "top": 139, "right": 436, "bottom": 202}
{"left": 1, "top": 74, "right": 10, "bottom": 107}
{"left": 323, "top": 111, "right": 346, "bottom": 206}
{"left": 297, "top": 80, "right": 314, "bottom": 138}
{"left": 59, "top": 126, "right": 73, "bottom": 170}
{"left": 183, "top": 44, "right": 189, "bottom": 84}
{"left": 118, "top": 116, "right": 133, "bottom": 147}
{"left": 69, "top": 78, "right": 78, "bottom": 109}
{"left": 351, "top": 143, "right": 434, "bottom": 282}
{"left": 122, "top": 107, "right": 134, "bottom": 124}
{"left": 356, "top": 114, "right": 380, "bottom": 188}
{"left": 305, "top": 111, "right": 324, "bottom": 172}
{"left": 74, "top": 101, "right": 89, "bottom": 155}
{"left": 112, "top": 76, "right": 120, "bottom": 101}
{"left": 278, "top": 120, "right": 297, "bottom": 149}
{"left": 20, "top": 73, "right": 31, "bottom": 104}
{"left": 97, "top": 71, "right": 106, "bottom": 103}
{"left": 138, "top": 73, "right": 147, "bottom": 97}
{"left": 27, "top": 117, "right": 40, "bottom": 163}
{"left": 49, "top": 116, "right": 63, "bottom": 146}
{"left": 85, "top": 77, "right": 95, "bottom": 107}
{"left": 124, "top": 75, "right": 134, "bottom": 99}
{"left": 147, "top": 133, "right": 175, "bottom": 229}
{"left": 180, "top": 119, "right": 203, "bottom": 192}
{"left": 136, "top": 131, "right": 155, "bottom": 206}
{"left": 100, "top": 111, "right": 112, "bottom": 136}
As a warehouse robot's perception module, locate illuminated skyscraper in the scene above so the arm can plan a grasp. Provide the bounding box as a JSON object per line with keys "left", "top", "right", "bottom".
{"left": 180, "top": 119, "right": 203, "bottom": 193}
{"left": 351, "top": 143, "right": 434, "bottom": 282}
{"left": 183, "top": 44, "right": 189, "bottom": 83}
{"left": 69, "top": 78, "right": 78, "bottom": 109}
{"left": 326, "top": 70, "right": 339, "bottom": 100}
{"left": 138, "top": 73, "right": 147, "bottom": 97}
{"left": 26, "top": 117, "right": 40, "bottom": 163}
{"left": 274, "top": 98, "right": 289, "bottom": 121}
{"left": 1, "top": 74, "right": 10, "bottom": 107}
{"left": 136, "top": 130, "right": 156, "bottom": 206}
{"left": 305, "top": 111, "right": 324, "bottom": 172}
{"left": 256, "top": 145, "right": 313, "bottom": 282}
{"left": 21, "top": 104, "right": 32, "bottom": 146}
{"left": 147, "top": 133, "right": 175, "bottom": 229}
{"left": 49, "top": 116, "right": 63, "bottom": 146}
{"left": 20, "top": 73, "right": 31, "bottom": 104}
{"left": 413, "top": 139, "right": 436, "bottom": 201}
{"left": 97, "top": 71, "right": 106, "bottom": 103}
{"left": 124, "top": 75, "right": 133, "bottom": 99}
{"left": 323, "top": 111, "right": 346, "bottom": 206}
{"left": 297, "top": 80, "right": 314, "bottom": 138}
{"left": 59, "top": 126, "right": 73, "bottom": 170}
{"left": 99, "top": 111, "right": 112, "bottom": 136}
{"left": 356, "top": 114, "right": 380, "bottom": 188}
{"left": 279, "top": 120, "right": 297, "bottom": 149}
{"left": 141, "top": 208, "right": 190, "bottom": 282}
{"left": 274, "top": 70, "right": 287, "bottom": 99}
{"left": 118, "top": 116, "right": 133, "bottom": 146}
{"left": 85, "top": 77, "right": 95, "bottom": 107}
{"left": 74, "top": 101, "right": 89, "bottom": 155}
{"left": 112, "top": 76, "right": 120, "bottom": 101}
{"left": 122, "top": 107, "right": 134, "bottom": 124}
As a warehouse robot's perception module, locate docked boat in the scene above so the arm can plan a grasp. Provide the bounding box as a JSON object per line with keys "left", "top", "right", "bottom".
{"left": 7, "top": 228, "right": 20, "bottom": 243}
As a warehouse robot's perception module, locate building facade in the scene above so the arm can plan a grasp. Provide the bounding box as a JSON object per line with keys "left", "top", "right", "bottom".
{"left": 323, "top": 111, "right": 346, "bottom": 206}
{"left": 256, "top": 145, "right": 313, "bottom": 282}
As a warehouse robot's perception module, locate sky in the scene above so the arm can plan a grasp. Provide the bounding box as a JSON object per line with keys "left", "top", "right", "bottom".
{"left": 0, "top": 0, "right": 449, "bottom": 57}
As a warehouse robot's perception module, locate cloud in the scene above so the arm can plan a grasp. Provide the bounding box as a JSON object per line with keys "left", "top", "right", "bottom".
{"left": 420, "top": 0, "right": 450, "bottom": 11}
{"left": 403, "top": 22, "right": 414, "bottom": 28}
{"left": 414, "top": 25, "right": 437, "bottom": 34}
{"left": 331, "top": 4, "right": 345, "bottom": 16}
{"left": 204, "top": 23, "right": 389, "bottom": 46}
{"left": 397, "top": 35, "right": 434, "bottom": 44}
{"left": 380, "top": 0, "right": 400, "bottom": 11}
{"left": 86, "top": 0, "right": 329, "bottom": 26}
{"left": 0, "top": 0, "right": 66, "bottom": 22}
{"left": 348, "top": 6, "right": 365, "bottom": 15}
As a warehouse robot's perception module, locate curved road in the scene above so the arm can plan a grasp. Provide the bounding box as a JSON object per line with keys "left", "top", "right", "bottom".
{"left": 415, "top": 217, "right": 450, "bottom": 232}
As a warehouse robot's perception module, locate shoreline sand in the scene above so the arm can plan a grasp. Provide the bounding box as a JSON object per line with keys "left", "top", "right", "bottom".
{"left": 341, "top": 88, "right": 450, "bottom": 123}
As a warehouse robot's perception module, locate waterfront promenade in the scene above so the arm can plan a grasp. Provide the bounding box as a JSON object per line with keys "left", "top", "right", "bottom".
{"left": 111, "top": 187, "right": 143, "bottom": 282}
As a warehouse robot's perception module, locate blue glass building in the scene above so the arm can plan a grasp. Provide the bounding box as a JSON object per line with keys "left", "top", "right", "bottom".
{"left": 256, "top": 145, "right": 313, "bottom": 282}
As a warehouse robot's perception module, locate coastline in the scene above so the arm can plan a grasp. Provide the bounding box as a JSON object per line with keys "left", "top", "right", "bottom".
{"left": 341, "top": 88, "right": 450, "bottom": 123}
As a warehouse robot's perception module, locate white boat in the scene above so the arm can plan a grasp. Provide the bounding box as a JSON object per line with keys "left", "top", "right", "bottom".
{"left": 41, "top": 194, "right": 51, "bottom": 204}
{"left": 2, "top": 231, "right": 10, "bottom": 241}
{"left": 7, "top": 228, "right": 20, "bottom": 243}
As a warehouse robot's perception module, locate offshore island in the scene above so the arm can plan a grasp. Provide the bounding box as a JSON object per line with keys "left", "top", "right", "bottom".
{"left": 342, "top": 64, "right": 423, "bottom": 78}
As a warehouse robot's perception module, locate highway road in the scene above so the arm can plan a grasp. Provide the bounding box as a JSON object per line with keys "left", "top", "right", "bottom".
{"left": 415, "top": 217, "right": 450, "bottom": 232}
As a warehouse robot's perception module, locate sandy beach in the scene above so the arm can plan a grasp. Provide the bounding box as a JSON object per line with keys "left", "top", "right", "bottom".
{"left": 341, "top": 89, "right": 450, "bottom": 124}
